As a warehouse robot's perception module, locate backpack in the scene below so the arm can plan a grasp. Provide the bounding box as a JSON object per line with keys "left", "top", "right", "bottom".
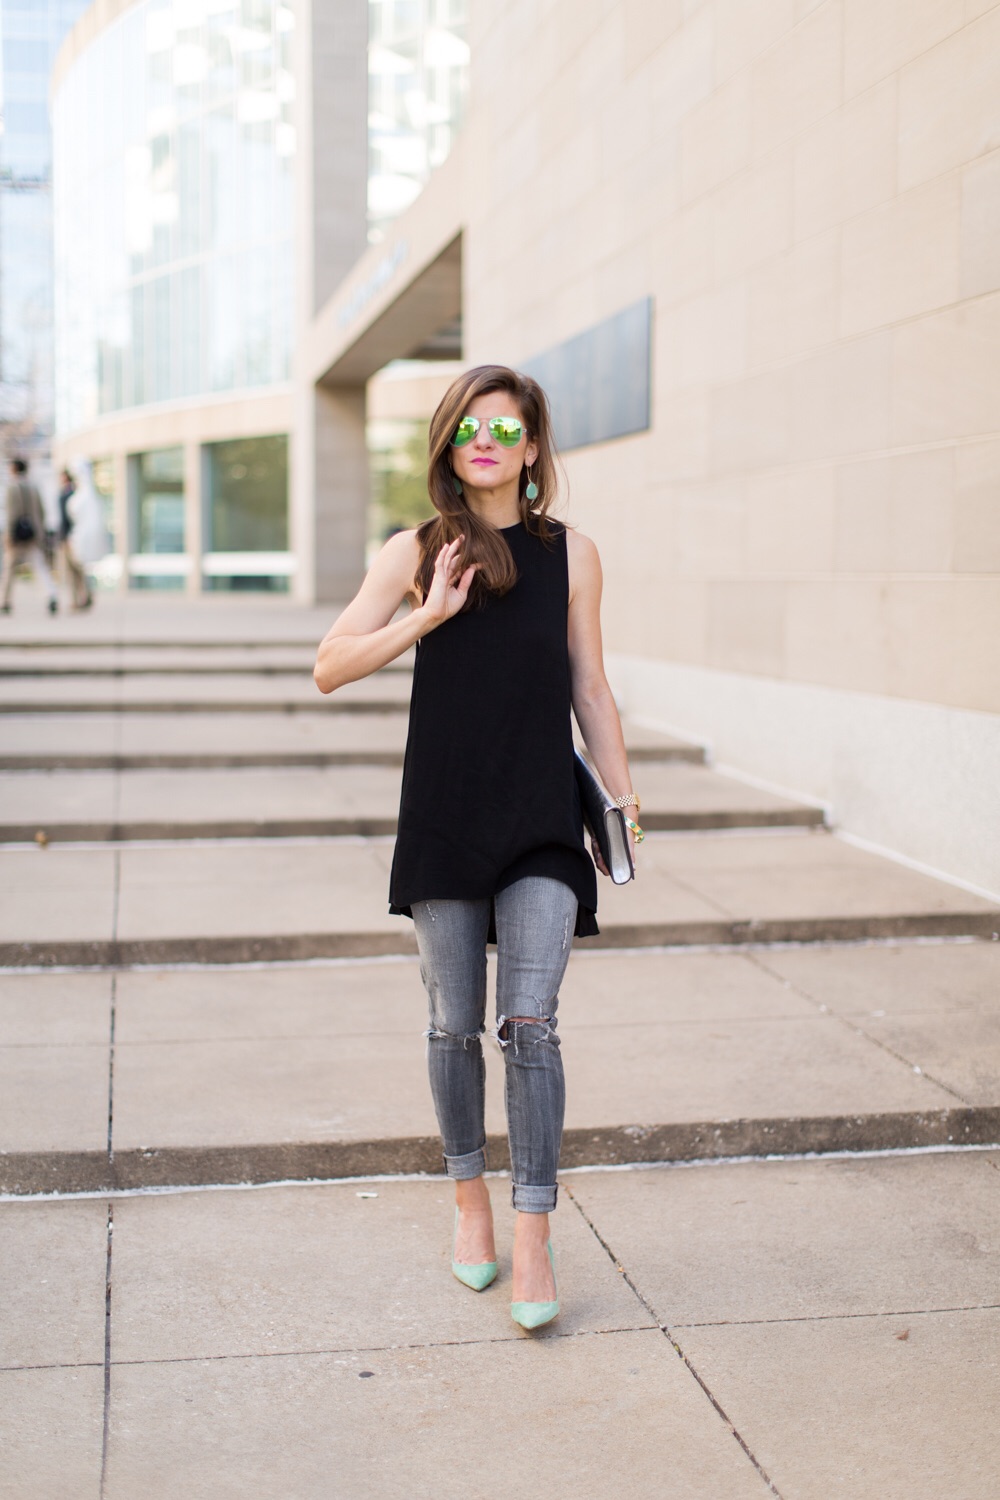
{"left": 10, "top": 482, "right": 37, "bottom": 544}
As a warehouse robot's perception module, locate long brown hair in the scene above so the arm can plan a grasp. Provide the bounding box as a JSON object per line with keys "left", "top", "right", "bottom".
{"left": 414, "top": 364, "right": 561, "bottom": 606}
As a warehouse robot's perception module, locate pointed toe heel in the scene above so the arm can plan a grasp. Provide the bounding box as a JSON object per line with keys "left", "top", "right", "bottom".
{"left": 451, "top": 1208, "right": 498, "bottom": 1292}
{"left": 511, "top": 1242, "right": 559, "bottom": 1331}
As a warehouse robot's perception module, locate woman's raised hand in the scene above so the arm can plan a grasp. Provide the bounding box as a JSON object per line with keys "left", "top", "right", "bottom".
{"left": 421, "top": 537, "right": 477, "bottom": 626}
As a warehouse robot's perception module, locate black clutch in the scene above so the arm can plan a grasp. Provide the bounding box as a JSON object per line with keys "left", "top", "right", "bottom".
{"left": 574, "top": 748, "right": 635, "bottom": 884}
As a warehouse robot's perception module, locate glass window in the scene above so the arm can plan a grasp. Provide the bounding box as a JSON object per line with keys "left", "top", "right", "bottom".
{"left": 51, "top": 0, "right": 294, "bottom": 436}
{"left": 368, "top": 418, "right": 432, "bottom": 543}
{"left": 134, "top": 445, "right": 185, "bottom": 554}
{"left": 367, "top": 0, "right": 468, "bottom": 243}
{"left": 206, "top": 433, "right": 287, "bottom": 551}
{"left": 91, "top": 456, "right": 116, "bottom": 548}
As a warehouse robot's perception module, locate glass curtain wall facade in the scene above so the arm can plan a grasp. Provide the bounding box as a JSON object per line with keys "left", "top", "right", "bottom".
{"left": 366, "top": 2, "right": 468, "bottom": 548}
{"left": 0, "top": 0, "right": 91, "bottom": 445}
{"left": 51, "top": 0, "right": 295, "bottom": 435}
{"left": 204, "top": 432, "right": 289, "bottom": 590}
{"left": 130, "top": 444, "right": 186, "bottom": 588}
{"left": 368, "top": 0, "right": 468, "bottom": 243}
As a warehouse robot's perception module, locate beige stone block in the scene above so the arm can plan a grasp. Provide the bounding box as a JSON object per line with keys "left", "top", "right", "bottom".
{"left": 784, "top": 580, "right": 889, "bottom": 693}
{"left": 751, "top": 1, "right": 843, "bottom": 157}
{"left": 793, "top": 76, "right": 898, "bottom": 242}
{"left": 835, "top": 447, "right": 954, "bottom": 574}
{"left": 618, "top": 152, "right": 679, "bottom": 245}
{"left": 571, "top": 9, "right": 627, "bottom": 124}
{"left": 839, "top": 174, "right": 961, "bottom": 338}
{"left": 655, "top": 383, "right": 712, "bottom": 479}
{"left": 674, "top": 479, "right": 747, "bottom": 575}
{"left": 884, "top": 581, "right": 959, "bottom": 704}
{"left": 898, "top": 6, "right": 1000, "bottom": 191}
{"left": 891, "top": 296, "right": 1000, "bottom": 446}
{"left": 543, "top": 122, "right": 603, "bottom": 220}
{"left": 960, "top": 150, "right": 1000, "bottom": 298}
{"left": 835, "top": 456, "right": 893, "bottom": 572}
{"left": 574, "top": 181, "right": 634, "bottom": 269}
{"left": 788, "top": 331, "right": 893, "bottom": 463}
{"left": 954, "top": 438, "right": 1000, "bottom": 572}
{"left": 888, "top": 447, "right": 955, "bottom": 572}
{"left": 709, "top": 367, "right": 790, "bottom": 474}
{"left": 643, "top": 573, "right": 708, "bottom": 664}
{"left": 658, "top": 282, "right": 748, "bottom": 389}
{"left": 622, "top": 0, "right": 687, "bottom": 75}
{"left": 651, "top": 196, "right": 714, "bottom": 309}
{"left": 596, "top": 61, "right": 654, "bottom": 180}
{"left": 534, "top": 57, "right": 588, "bottom": 161}
{"left": 680, "top": 68, "right": 752, "bottom": 201}
{"left": 844, "top": 0, "right": 965, "bottom": 97}
{"left": 714, "top": 152, "right": 793, "bottom": 281}
{"left": 747, "top": 227, "right": 840, "bottom": 365}
{"left": 743, "top": 467, "right": 837, "bottom": 574}
{"left": 713, "top": 0, "right": 796, "bottom": 81}
{"left": 706, "top": 579, "right": 786, "bottom": 675}
{"left": 647, "top": 7, "right": 714, "bottom": 142}
{"left": 950, "top": 579, "right": 1000, "bottom": 712}
{"left": 595, "top": 242, "right": 654, "bottom": 315}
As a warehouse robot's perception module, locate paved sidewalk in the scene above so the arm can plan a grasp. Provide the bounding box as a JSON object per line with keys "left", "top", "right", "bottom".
{"left": 2, "top": 593, "right": 999, "bottom": 1498}
{"left": 5, "top": 1156, "right": 1000, "bottom": 1499}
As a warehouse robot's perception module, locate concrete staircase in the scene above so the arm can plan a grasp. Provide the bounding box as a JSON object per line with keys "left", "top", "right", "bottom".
{"left": 2, "top": 599, "right": 999, "bottom": 1199}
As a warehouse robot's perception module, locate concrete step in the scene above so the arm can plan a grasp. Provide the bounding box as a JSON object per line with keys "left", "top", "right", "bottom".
{"left": 0, "top": 594, "right": 339, "bottom": 646}
{"left": 0, "top": 671, "right": 412, "bottom": 714}
{"left": 0, "top": 645, "right": 414, "bottom": 676}
{"left": 0, "top": 660, "right": 411, "bottom": 678}
{"left": 0, "top": 713, "right": 705, "bottom": 770}
{"left": 2, "top": 940, "right": 998, "bottom": 1192}
{"left": 2, "top": 828, "right": 996, "bottom": 968}
{"left": 0, "top": 762, "right": 823, "bottom": 843}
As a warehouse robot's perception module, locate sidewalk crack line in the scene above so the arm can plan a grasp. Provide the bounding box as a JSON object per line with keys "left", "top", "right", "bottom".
{"left": 99, "top": 1203, "right": 113, "bottom": 1498}
{"left": 565, "top": 1184, "right": 785, "bottom": 1498}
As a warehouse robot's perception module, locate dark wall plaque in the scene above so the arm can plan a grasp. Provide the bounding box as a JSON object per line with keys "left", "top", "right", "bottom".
{"left": 522, "top": 296, "right": 652, "bottom": 452}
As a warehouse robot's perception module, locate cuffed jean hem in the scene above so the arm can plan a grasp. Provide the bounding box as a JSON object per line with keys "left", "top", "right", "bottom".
{"left": 443, "top": 1146, "right": 487, "bottom": 1180}
{"left": 511, "top": 1181, "right": 558, "bottom": 1214}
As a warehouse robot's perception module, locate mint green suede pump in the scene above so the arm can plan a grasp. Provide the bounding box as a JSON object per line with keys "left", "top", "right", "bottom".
{"left": 510, "top": 1242, "right": 559, "bottom": 1330}
{"left": 451, "top": 1209, "right": 498, "bottom": 1292}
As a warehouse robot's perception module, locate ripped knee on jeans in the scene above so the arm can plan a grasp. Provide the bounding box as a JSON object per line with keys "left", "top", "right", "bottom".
{"left": 424, "top": 1023, "right": 484, "bottom": 1051}
{"left": 495, "top": 1012, "right": 559, "bottom": 1053}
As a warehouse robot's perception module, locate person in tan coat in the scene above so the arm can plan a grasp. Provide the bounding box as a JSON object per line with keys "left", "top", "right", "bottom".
{"left": 1, "top": 457, "right": 59, "bottom": 615}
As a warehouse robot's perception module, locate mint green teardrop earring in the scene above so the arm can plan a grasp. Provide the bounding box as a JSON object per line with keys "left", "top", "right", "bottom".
{"left": 525, "top": 466, "right": 539, "bottom": 502}
{"left": 452, "top": 473, "right": 463, "bottom": 495}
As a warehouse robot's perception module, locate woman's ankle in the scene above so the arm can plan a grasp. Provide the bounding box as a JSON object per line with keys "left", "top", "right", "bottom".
{"left": 513, "top": 1210, "right": 550, "bottom": 1244}
{"left": 455, "top": 1177, "right": 492, "bottom": 1213}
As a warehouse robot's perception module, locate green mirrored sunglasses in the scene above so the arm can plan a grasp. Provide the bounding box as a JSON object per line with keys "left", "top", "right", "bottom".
{"left": 450, "top": 414, "right": 525, "bottom": 448}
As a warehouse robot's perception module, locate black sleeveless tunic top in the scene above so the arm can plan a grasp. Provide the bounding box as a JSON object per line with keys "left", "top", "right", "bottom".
{"left": 389, "top": 519, "right": 599, "bottom": 939}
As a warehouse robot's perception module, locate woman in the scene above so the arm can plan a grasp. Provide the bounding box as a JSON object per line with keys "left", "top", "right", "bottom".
{"left": 314, "top": 365, "right": 641, "bottom": 1330}
{"left": 57, "top": 468, "right": 93, "bottom": 611}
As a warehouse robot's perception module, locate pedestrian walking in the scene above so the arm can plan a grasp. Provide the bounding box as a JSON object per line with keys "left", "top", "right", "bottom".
{"left": 314, "top": 366, "right": 642, "bottom": 1330}
{"left": 1, "top": 457, "right": 59, "bottom": 615}
{"left": 57, "top": 467, "right": 93, "bottom": 610}
{"left": 65, "top": 458, "right": 108, "bottom": 590}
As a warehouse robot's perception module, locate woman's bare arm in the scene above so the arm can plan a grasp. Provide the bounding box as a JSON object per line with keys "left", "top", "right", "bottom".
{"left": 566, "top": 530, "right": 638, "bottom": 869}
{"left": 314, "top": 531, "right": 475, "bottom": 694}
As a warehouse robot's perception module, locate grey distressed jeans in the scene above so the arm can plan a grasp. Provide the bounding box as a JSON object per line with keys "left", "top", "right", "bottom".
{"left": 411, "top": 876, "right": 578, "bottom": 1214}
